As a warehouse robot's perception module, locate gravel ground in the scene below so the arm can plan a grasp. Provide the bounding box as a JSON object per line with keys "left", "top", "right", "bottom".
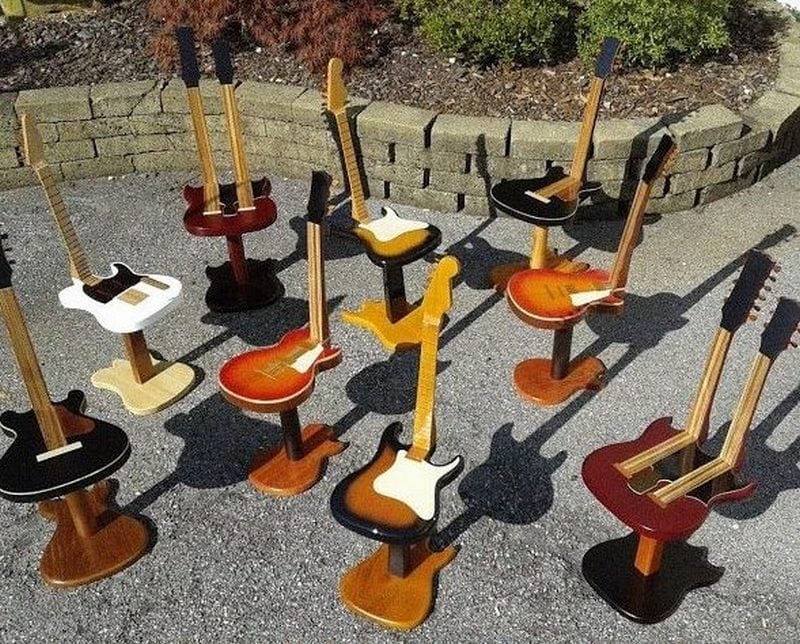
{"left": 0, "top": 158, "right": 797, "bottom": 641}
{"left": 0, "top": 1, "right": 785, "bottom": 120}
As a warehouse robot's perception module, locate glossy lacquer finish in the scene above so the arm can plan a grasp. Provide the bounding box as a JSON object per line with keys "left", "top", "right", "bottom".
{"left": 182, "top": 181, "right": 277, "bottom": 237}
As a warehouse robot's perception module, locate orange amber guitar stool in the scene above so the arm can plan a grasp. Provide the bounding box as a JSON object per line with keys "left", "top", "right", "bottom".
{"left": 581, "top": 296, "right": 799, "bottom": 623}
{"left": 505, "top": 135, "right": 678, "bottom": 406}
{"left": 218, "top": 172, "right": 345, "bottom": 495}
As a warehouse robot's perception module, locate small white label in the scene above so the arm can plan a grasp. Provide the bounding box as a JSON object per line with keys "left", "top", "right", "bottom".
{"left": 36, "top": 441, "right": 83, "bottom": 463}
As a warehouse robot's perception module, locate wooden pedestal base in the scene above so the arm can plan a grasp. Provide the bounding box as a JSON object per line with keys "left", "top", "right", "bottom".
{"left": 581, "top": 532, "right": 723, "bottom": 624}
{"left": 340, "top": 540, "right": 457, "bottom": 630}
{"left": 204, "top": 258, "right": 283, "bottom": 313}
{"left": 38, "top": 481, "right": 149, "bottom": 587}
{"left": 341, "top": 300, "right": 425, "bottom": 352}
{"left": 513, "top": 356, "right": 605, "bottom": 406}
{"left": 248, "top": 423, "right": 345, "bottom": 496}
{"left": 91, "top": 358, "right": 196, "bottom": 415}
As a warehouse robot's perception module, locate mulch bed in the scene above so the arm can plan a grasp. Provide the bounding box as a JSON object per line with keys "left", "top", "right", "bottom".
{"left": 0, "top": 1, "right": 787, "bottom": 120}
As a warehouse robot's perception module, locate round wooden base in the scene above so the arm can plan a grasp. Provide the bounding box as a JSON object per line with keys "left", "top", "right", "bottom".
{"left": 204, "top": 259, "right": 284, "bottom": 313}
{"left": 91, "top": 358, "right": 196, "bottom": 415}
{"left": 248, "top": 424, "right": 345, "bottom": 496}
{"left": 513, "top": 356, "right": 605, "bottom": 406}
{"left": 38, "top": 482, "right": 149, "bottom": 587}
{"left": 340, "top": 540, "right": 457, "bottom": 630}
{"left": 581, "top": 532, "right": 723, "bottom": 624}
{"left": 341, "top": 300, "right": 424, "bottom": 353}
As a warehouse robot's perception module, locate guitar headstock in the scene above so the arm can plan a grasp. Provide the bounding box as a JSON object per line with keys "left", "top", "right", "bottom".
{"left": 642, "top": 134, "right": 678, "bottom": 183}
{"left": 20, "top": 112, "right": 46, "bottom": 171}
{"left": 326, "top": 57, "right": 347, "bottom": 114}
{"left": 212, "top": 38, "right": 234, "bottom": 86}
{"left": 759, "top": 297, "right": 800, "bottom": 361}
{"left": 176, "top": 26, "right": 201, "bottom": 89}
{"left": 421, "top": 255, "right": 460, "bottom": 321}
{"left": 720, "top": 250, "right": 777, "bottom": 332}
{"left": 594, "top": 37, "right": 621, "bottom": 79}
{"left": 306, "top": 171, "right": 332, "bottom": 224}
{"left": 0, "top": 233, "right": 13, "bottom": 290}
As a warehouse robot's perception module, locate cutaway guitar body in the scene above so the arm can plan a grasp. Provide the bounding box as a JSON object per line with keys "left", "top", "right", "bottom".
{"left": 352, "top": 207, "right": 436, "bottom": 260}
{"left": 0, "top": 390, "right": 130, "bottom": 503}
{"left": 513, "top": 355, "right": 605, "bottom": 406}
{"left": 219, "top": 326, "right": 342, "bottom": 414}
{"left": 38, "top": 481, "right": 149, "bottom": 587}
{"left": 181, "top": 180, "right": 276, "bottom": 237}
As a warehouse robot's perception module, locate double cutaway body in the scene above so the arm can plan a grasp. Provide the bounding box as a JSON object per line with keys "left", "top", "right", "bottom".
{"left": 331, "top": 422, "right": 463, "bottom": 544}
{"left": 181, "top": 180, "right": 277, "bottom": 237}
{"left": 0, "top": 390, "right": 130, "bottom": 503}
{"left": 59, "top": 263, "right": 182, "bottom": 334}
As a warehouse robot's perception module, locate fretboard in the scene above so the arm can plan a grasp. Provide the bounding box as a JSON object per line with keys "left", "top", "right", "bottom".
{"left": 306, "top": 221, "right": 329, "bottom": 344}
{"left": 0, "top": 288, "right": 66, "bottom": 450}
{"left": 185, "top": 87, "right": 221, "bottom": 214}
{"left": 408, "top": 315, "right": 441, "bottom": 461}
{"left": 333, "top": 111, "right": 369, "bottom": 224}
{"left": 570, "top": 77, "right": 605, "bottom": 183}
{"left": 33, "top": 165, "right": 98, "bottom": 286}
{"left": 220, "top": 84, "right": 254, "bottom": 210}
{"left": 608, "top": 174, "right": 655, "bottom": 289}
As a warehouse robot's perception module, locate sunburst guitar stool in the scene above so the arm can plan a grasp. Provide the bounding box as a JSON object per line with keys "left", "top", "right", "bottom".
{"left": 330, "top": 256, "right": 463, "bottom": 630}
{"left": 488, "top": 37, "right": 620, "bottom": 291}
{"left": 326, "top": 57, "right": 443, "bottom": 352}
{"left": 0, "top": 236, "right": 149, "bottom": 586}
{"left": 505, "top": 134, "right": 677, "bottom": 406}
{"left": 581, "top": 289, "right": 799, "bottom": 624}
{"left": 21, "top": 114, "right": 196, "bottom": 416}
{"left": 177, "top": 27, "right": 282, "bottom": 312}
{"left": 218, "top": 172, "right": 345, "bottom": 495}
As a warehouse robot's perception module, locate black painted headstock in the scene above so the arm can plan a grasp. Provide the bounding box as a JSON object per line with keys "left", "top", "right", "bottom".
{"left": 594, "top": 37, "right": 621, "bottom": 79}
{"left": 176, "top": 26, "right": 201, "bottom": 89}
{"left": 212, "top": 39, "right": 234, "bottom": 86}
{"left": 643, "top": 135, "right": 678, "bottom": 183}
{"left": 720, "top": 250, "right": 777, "bottom": 333}
{"left": 760, "top": 297, "right": 800, "bottom": 361}
{"left": 306, "top": 171, "right": 332, "bottom": 225}
{"left": 0, "top": 233, "right": 12, "bottom": 290}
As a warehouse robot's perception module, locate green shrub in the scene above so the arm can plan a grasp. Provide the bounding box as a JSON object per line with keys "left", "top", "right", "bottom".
{"left": 578, "top": 0, "right": 731, "bottom": 68}
{"left": 398, "top": 0, "right": 571, "bottom": 66}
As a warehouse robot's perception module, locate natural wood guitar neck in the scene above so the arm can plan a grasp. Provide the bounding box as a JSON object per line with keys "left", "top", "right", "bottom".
{"left": 220, "top": 84, "right": 254, "bottom": 210}
{"left": 608, "top": 176, "right": 656, "bottom": 290}
{"left": 307, "top": 221, "right": 330, "bottom": 345}
{"left": 570, "top": 77, "right": 605, "bottom": 184}
{"left": 407, "top": 315, "right": 441, "bottom": 462}
{"left": 0, "top": 288, "right": 66, "bottom": 451}
{"left": 333, "top": 110, "right": 370, "bottom": 224}
{"left": 185, "top": 87, "right": 221, "bottom": 214}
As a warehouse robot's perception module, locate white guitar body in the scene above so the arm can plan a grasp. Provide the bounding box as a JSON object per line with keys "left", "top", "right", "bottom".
{"left": 358, "top": 206, "right": 428, "bottom": 242}
{"left": 373, "top": 449, "right": 463, "bottom": 520}
{"left": 58, "top": 263, "right": 182, "bottom": 334}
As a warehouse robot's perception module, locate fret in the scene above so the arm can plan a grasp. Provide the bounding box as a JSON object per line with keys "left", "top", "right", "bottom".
{"left": 410, "top": 321, "right": 441, "bottom": 460}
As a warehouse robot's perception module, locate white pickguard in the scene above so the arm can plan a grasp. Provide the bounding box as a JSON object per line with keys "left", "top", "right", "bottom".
{"left": 58, "top": 263, "right": 182, "bottom": 334}
{"left": 358, "top": 206, "right": 428, "bottom": 243}
{"left": 373, "top": 450, "right": 461, "bottom": 520}
{"left": 290, "top": 344, "right": 324, "bottom": 373}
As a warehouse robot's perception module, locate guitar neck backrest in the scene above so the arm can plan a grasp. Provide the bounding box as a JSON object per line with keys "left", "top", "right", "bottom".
{"left": 569, "top": 37, "right": 620, "bottom": 183}
{"left": 608, "top": 134, "right": 676, "bottom": 289}
{"left": 212, "top": 38, "right": 254, "bottom": 209}
{"left": 306, "top": 171, "right": 333, "bottom": 344}
{"left": 177, "top": 26, "right": 220, "bottom": 212}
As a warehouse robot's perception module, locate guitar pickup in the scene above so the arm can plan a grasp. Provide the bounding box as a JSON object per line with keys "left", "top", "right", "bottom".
{"left": 118, "top": 289, "right": 148, "bottom": 305}
{"left": 141, "top": 276, "right": 170, "bottom": 290}
{"left": 36, "top": 441, "right": 83, "bottom": 462}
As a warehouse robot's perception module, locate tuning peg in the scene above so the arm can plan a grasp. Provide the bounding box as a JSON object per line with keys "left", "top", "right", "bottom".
{"left": 753, "top": 305, "right": 761, "bottom": 312}
{"left": 748, "top": 313, "right": 758, "bottom": 321}
{"left": 774, "top": 264, "right": 782, "bottom": 273}
{"left": 763, "top": 284, "right": 773, "bottom": 292}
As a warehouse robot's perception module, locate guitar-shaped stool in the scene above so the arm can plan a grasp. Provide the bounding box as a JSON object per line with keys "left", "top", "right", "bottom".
{"left": 489, "top": 37, "right": 620, "bottom": 290}
{"left": 506, "top": 134, "right": 677, "bottom": 406}
{"left": 21, "top": 114, "right": 196, "bottom": 416}
{"left": 326, "top": 57, "right": 443, "bottom": 352}
{"left": 218, "top": 171, "right": 345, "bottom": 495}
{"left": 177, "top": 27, "right": 282, "bottom": 313}
{"left": 0, "top": 235, "right": 149, "bottom": 586}
{"left": 330, "top": 255, "right": 463, "bottom": 630}
{"left": 582, "top": 293, "right": 799, "bottom": 623}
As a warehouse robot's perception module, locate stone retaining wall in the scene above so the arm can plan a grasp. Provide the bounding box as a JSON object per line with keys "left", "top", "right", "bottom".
{"left": 2, "top": 20, "right": 799, "bottom": 217}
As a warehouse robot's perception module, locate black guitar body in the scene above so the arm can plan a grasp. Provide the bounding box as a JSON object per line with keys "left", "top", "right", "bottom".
{"left": 204, "top": 258, "right": 284, "bottom": 313}
{"left": 82, "top": 263, "right": 141, "bottom": 304}
{"left": 0, "top": 390, "right": 130, "bottom": 502}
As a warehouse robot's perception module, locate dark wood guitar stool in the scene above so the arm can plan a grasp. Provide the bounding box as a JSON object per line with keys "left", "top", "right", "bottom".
{"left": 341, "top": 225, "right": 442, "bottom": 352}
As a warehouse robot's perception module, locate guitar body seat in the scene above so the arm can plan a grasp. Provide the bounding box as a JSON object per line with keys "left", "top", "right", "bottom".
{"left": 490, "top": 172, "right": 580, "bottom": 226}
{"left": 361, "top": 223, "right": 442, "bottom": 269}
{"left": 182, "top": 182, "right": 277, "bottom": 237}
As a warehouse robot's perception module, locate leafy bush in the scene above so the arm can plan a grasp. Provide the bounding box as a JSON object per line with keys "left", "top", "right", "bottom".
{"left": 148, "top": 0, "right": 392, "bottom": 73}
{"left": 398, "top": 0, "right": 571, "bottom": 66}
{"left": 577, "top": 0, "right": 731, "bottom": 68}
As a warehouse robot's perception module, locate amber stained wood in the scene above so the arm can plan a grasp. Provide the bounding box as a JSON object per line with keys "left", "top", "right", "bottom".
{"left": 220, "top": 84, "right": 254, "bottom": 210}
{"left": 634, "top": 535, "right": 664, "bottom": 576}
{"left": 121, "top": 331, "right": 155, "bottom": 384}
{"left": 185, "top": 88, "right": 221, "bottom": 214}
{"left": 513, "top": 356, "right": 605, "bottom": 406}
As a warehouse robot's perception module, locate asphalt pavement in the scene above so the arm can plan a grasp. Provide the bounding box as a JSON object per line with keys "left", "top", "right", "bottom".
{"left": 0, "top": 158, "right": 798, "bottom": 642}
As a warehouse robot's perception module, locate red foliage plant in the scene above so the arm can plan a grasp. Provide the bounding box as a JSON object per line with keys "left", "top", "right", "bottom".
{"left": 148, "top": 0, "right": 392, "bottom": 73}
